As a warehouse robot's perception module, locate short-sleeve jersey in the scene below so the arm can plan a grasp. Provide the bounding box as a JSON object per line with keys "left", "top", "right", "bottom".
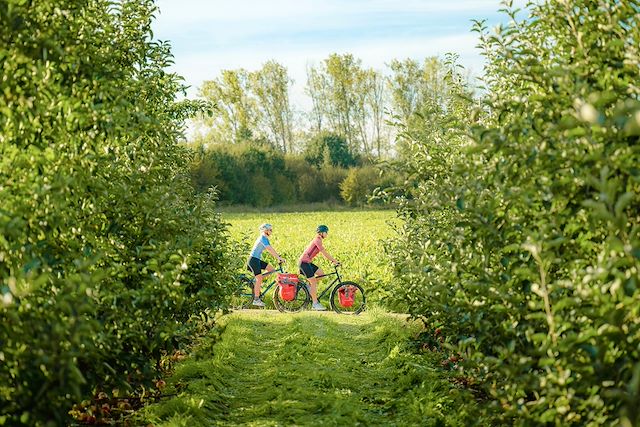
{"left": 299, "top": 236, "right": 324, "bottom": 263}
{"left": 250, "top": 235, "right": 271, "bottom": 259}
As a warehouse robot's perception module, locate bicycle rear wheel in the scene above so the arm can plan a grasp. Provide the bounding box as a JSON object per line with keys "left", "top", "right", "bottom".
{"left": 231, "top": 275, "right": 255, "bottom": 309}
{"left": 329, "top": 281, "right": 365, "bottom": 314}
{"left": 273, "top": 283, "right": 310, "bottom": 313}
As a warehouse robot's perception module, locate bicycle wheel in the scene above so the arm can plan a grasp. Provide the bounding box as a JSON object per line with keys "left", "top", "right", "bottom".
{"left": 273, "top": 282, "right": 310, "bottom": 313}
{"left": 230, "top": 274, "right": 255, "bottom": 309}
{"left": 329, "top": 281, "right": 366, "bottom": 314}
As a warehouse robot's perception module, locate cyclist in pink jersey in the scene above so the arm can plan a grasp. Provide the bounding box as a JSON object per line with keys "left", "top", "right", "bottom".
{"left": 299, "top": 225, "right": 340, "bottom": 311}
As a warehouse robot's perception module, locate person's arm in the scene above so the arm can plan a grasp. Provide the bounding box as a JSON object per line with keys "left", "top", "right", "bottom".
{"left": 266, "top": 245, "right": 285, "bottom": 263}
{"left": 317, "top": 240, "right": 339, "bottom": 265}
{"left": 320, "top": 248, "right": 339, "bottom": 265}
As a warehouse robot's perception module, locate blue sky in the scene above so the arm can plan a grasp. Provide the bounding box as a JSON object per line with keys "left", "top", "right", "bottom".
{"left": 152, "top": 0, "right": 526, "bottom": 105}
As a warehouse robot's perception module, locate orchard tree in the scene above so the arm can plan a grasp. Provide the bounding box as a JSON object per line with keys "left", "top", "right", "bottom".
{"left": 0, "top": 0, "right": 235, "bottom": 425}
{"left": 389, "top": 1, "right": 640, "bottom": 425}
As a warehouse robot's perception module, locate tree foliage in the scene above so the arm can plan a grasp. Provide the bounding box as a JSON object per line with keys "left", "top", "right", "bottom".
{"left": 199, "top": 69, "right": 255, "bottom": 144}
{"left": 197, "top": 62, "right": 295, "bottom": 151}
{"left": 306, "top": 54, "right": 379, "bottom": 156}
{"left": 303, "top": 132, "right": 358, "bottom": 168}
{"left": 194, "top": 55, "right": 458, "bottom": 163}
{"left": 249, "top": 61, "right": 295, "bottom": 153}
{"left": 0, "top": 1, "right": 234, "bottom": 425}
{"left": 389, "top": 1, "right": 640, "bottom": 425}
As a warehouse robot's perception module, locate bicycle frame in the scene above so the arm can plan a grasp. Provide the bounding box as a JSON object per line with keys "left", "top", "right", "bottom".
{"left": 242, "top": 264, "right": 284, "bottom": 299}
{"left": 310, "top": 266, "right": 343, "bottom": 301}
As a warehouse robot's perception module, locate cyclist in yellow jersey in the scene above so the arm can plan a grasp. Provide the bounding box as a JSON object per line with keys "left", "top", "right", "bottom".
{"left": 298, "top": 225, "right": 340, "bottom": 311}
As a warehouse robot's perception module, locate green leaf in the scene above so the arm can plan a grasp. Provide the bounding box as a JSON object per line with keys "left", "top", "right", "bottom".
{"left": 614, "top": 192, "right": 634, "bottom": 217}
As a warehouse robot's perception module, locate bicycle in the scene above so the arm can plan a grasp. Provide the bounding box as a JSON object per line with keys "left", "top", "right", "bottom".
{"left": 300, "top": 264, "right": 366, "bottom": 315}
{"left": 233, "top": 262, "right": 311, "bottom": 313}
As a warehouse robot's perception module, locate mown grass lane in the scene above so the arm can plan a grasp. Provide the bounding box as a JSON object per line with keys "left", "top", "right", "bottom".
{"left": 141, "top": 309, "right": 489, "bottom": 426}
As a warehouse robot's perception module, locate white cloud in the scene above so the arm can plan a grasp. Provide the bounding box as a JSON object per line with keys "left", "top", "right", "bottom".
{"left": 153, "top": 0, "right": 526, "bottom": 107}
{"left": 155, "top": 0, "right": 509, "bottom": 29}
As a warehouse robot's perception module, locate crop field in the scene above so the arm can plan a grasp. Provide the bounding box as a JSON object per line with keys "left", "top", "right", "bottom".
{"left": 223, "top": 210, "right": 397, "bottom": 306}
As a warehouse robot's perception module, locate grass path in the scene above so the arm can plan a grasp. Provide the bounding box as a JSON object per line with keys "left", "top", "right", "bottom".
{"left": 142, "top": 309, "right": 488, "bottom": 426}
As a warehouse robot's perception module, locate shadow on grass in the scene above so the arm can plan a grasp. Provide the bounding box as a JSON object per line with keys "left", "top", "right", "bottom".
{"left": 139, "top": 311, "right": 491, "bottom": 427}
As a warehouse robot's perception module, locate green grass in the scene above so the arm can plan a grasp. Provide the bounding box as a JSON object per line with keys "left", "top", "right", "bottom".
{"left": 224, "top": 210, "right": 398, "bottom": 307}
{"left": 141, "top": 310, "right": 489, "bottom": 426}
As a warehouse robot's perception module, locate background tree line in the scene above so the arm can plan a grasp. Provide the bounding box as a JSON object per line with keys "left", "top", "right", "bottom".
{"left": 190, "top": 54, "right": 457, "bottom": 206}
{"left": 190, "top": 134, "right": 398, "bottom": 207}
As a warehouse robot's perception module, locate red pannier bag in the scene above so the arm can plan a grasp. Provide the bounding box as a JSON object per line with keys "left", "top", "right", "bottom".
{"left": 277, "top": 273, "right": 299, "bottom": 302}
{"left": 338, "top": 285, "right": 356, "bottom": 307}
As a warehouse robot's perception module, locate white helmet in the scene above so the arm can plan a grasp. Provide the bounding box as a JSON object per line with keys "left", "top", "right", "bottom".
{"left": 259, "top": 223, "right": 273, "bottom": 232}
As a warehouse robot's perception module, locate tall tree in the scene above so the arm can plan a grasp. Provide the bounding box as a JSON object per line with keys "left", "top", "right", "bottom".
{"left": 387, "top": 57, "right": 448, "bottom": 119}
{"left": 306, "top": 65, "right": 330, "bottom": 134}
{"left": 387, "top": 58, "right": 422, "bottom": 123}
{"left": 199, "top": 69, "right": 256, "bottom": 144}
{"left": 249, "top": 61, "right": 294, "bottom": 153}
{"left": 419, "top": 56, "right": 449, "bottom": 111}
{"left": 365, "top": 68, "right": 388, "bottom": 158}
{"left": 324, "top": 53, "right": 366, "bottom": 153}
{"left": 306, "top": 54, "right": 371, "bottom": 155}
{"left": 387, "top": 57, "right": 453, "bottom": 157}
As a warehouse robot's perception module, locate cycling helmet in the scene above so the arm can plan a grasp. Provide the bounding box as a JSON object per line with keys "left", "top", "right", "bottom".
{"left": 316, "top": 225, "right": 329, "bottom": 233}
{"left": 259, "top": 223, "right": 273, "bottom": 232}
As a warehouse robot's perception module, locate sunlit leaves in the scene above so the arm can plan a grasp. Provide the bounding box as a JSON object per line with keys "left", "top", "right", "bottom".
{"left": 0, "top": 1, "right": 233, "bottom": 425}
{"left": 390, "top": 0, "right": 640, "bottom": 425}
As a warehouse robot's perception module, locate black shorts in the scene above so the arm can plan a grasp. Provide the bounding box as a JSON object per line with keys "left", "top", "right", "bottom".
{"left": 247, "top": 257, "right": 268, "bottom": 276}
{"left": 299, "top": 262, "right": 319, "bottom": 278}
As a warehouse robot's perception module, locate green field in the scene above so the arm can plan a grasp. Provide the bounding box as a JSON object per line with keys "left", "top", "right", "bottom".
{"left": 223, "top": 210, "right": 397, "bottom": 306}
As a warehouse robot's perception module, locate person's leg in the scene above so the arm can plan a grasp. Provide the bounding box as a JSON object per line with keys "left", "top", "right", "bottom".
{"left": 309, "top": 268, "right": 324, "bottom": 303}
{"left": 308, "top": 276, "right": 318, "bottom": 303}
{"left": 254, "top": 274, "right": 263, "bottom": 298}
{"left": 248, "top": 258, "right": 262, "bottom": 299}
{"left": 254, "top": 260, "right": 272, "bottom": 299}
{"left": 301, "top": 263, "right": 325, "bottom": 310}
{"left": 311, "top": 268, "right": 327, "bottom": 310}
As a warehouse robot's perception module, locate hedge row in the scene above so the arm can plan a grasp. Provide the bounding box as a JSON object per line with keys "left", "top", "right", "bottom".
{"left": 0, "top": 1, "right": 235, "bottom": 425}
{"left": 190, "top": 143, "right": 399, "bottom": 207}
{"left": 389, "top": 1, "right": 640, "bottom": 426}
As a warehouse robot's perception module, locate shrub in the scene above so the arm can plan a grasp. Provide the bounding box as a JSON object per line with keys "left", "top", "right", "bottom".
{"left": 192, "top": 146, "right": 356, "bottom": 206}
{"left": 340, "top": 166, "right": 397, "bottom": 206}
{"left": 320, "top": 165, "right": 349, "bottom": 202}
{"left": 389, "top": 2, "right": 640, "bottom": 425}
{"left": 304, "top": 132, "right": 358, "bottom": 168}
{"left": 0, "top": 1, "right": 233, "bottom": 425}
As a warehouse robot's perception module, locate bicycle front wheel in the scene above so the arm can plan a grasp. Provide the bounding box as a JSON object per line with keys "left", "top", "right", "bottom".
{"left": 330, "top": 281, "right": 366, "bottom": 314}
{"left": 273, "top": 283, "right": 310, "bottom": 313}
